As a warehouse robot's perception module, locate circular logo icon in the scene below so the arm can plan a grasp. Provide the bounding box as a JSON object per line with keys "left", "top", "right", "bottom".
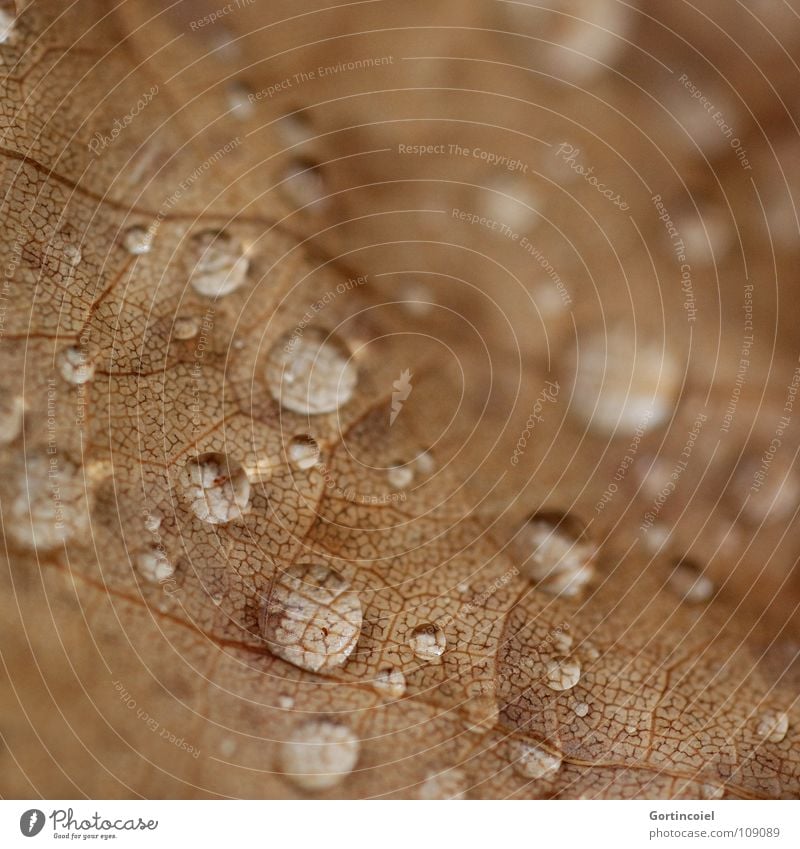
{"left": 19, "top": 810, "right": 45, "bottom": 837}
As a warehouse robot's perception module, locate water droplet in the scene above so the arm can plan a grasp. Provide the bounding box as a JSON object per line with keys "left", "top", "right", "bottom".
{"left": 0, "top": 9, "right": 15, "bottom": 44}
{"left": 188, "top": 230, "right": 249, "bottom": 298}
{"left": 135, "top": 547, "right": 174, "bottom": 583}
{"left": 281, "top": 159, "right": 326, "bottom": 210}
{"left": 172, "top": 315, "right": 201, "bottom": 341}
{"left": 276, "top": 110, "right": 314, "bottom": 147}
{"left": 278, "top": 694, "right": 295, "bottom": 710}
{"left": 419, "top": 769, "right": 467, "bottom": 800}
{"left": 288, "top": 434, "right": 320, "bottom": 470}
{"left": 122, "top": 225, "right": 153, "bottom": 255}
{"left": 260, "top": 563, "right": 362, "bottom": 673}
{"left": 387, "top": 463, "right": 413, "bottom": 490}
{"left": 569, "top": 331, "right": 681, "bottom": 434}
{"left": 545, "top": 656, "right": 581, "bottom": 691}
{"left": 483, "top": 177, "right": 540, "bottom": 231}
{"left": 415, "top": 451, "right": 436, "bottom": 475}
{"left": 573, "top": 702, "right": 589, "bottom": 718}
{"left": 226, "top": 80, "right": 255, "bottom": 119}
{"left": 668, "top": 558, "right": 714, "bottom": 604}
{"left": 510, "top": 740, "right": 562, "bottom": 780}
{"left": 582, "top": 643, "right": 600, "bottom": 662}
{"left": 9, "top": 456, "right": 90, "bottom": 550}
{"left": 756, "top": 711, "right": 789, "bottom": 743}
{"left": 408, "top": 623, "right": 446, "bottom": 662}
{"left": 280, "top": 719, "right": 359, "bottom": 790}
{"left": 373, "top": 667, "right": 407, "bottom": 700}
{"left": 57, "top": 346, "right": 95, "bottom": 385}
{"left": 512, "top": 512, "right": 595, "bottom": 597}
{"left": 180, "top": 453, "right": 250, "bottom": 524}
{"left": 144, "top": 510, "right": 162, "bottom": 533}
{"left": 464, "top": 680, "right": 499, "bottom": 731}
{"left": 218, "top": 737, "right": 237, "bottom": 757}
{"left": 63, "top": 241, "right": 82, "bottom": 268}
{"left": 0, "top": 394, "right": 24, "bottom": 444}
{"left": 266, "top": 328, "right": 357, "bottom": 415}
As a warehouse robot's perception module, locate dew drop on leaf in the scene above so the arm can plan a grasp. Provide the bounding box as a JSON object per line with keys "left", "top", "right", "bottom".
{"left": 373, "top": 667, "right": 407, "bottom": 700}
{"left": 756, "top": 711, "right": 789, "bottom": 743}
{"left": 288, "top": 434, "right": 320, "bottom": 470}
{"left": 387, "top": 463, "right": 413, "bottom": 490}
{"left": 135, "top": 547, "right": 174, "bottom": 583}
{"left": 172, "top": 315, "right": 201, "bottom": 341}
{"left": 57, "top": 346, "right": 95, "bottom": 385}
{"left": 280, "top": 719, "right": 360, "bottom": 790}
{"left": 266, "top": 328, "right": 357, "bottom": 415}
{"left": 573, "top": 701, "right": 590, "bottom": 717}
{"left": 122, "top": 225, "right": 153, "bottom": 255}
{"left": 511, "top": 512, "right": 595, "bottom": 597}
{"left": 545, "top": 656, "right": 581, "bottom": 691}
{"left": 188, "top": 230, "right": 249, "bottom": 297}
{"left": 179, "top": 453, "right": 250, "bottom": 525}
{"left": 260, "top": 563, "right": 362, "bottom": 673}
{"left": 667, "top": 558, "right": 714, "bottom": 604}
{"left": 510, "top": 740, "right": 562, "bottom": 780}
{"left": 408, "top": 623, "right": 446, "bottom": 662}
{"left": 419, "top": 769, "right": 467, "bottom": 799}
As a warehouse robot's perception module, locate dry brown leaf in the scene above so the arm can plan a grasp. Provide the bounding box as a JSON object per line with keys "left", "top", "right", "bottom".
{"left": 1, "top": 0, "right": 799, "bottom": 800}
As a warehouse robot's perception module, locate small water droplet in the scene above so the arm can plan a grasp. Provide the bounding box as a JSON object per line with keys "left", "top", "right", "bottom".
{"left": 63, "top": 241, "right": 82, "bottom": 267}
{"left": 9, "top": 456, "right": 90, "bottom": 550}
{"left": 512, "top": 512, "right": 595, "bottom": 597}
{"left": 278, "top": 694, "right": 295, "bottom": 710}
{"left": 573, "top": 702, "right": 589, "bottom": 718}
{"left": 756, "top": 711, "right": 789, "bottom": 743}
{"left": 483, "top": 177, "right": 540, "bottom": 232}
{"left": 408, "top": 623, "right": 446, "bottom": 662}
{"left": 144, "top": 510, "right": 162, "bottom": 533}
{"left": 545, "top": 656, "right": 581, "bottom": 691}
{"left": 57, "top": 346, "right": 95, "bottom": 385}
{"left": 122, "top": 225, "right": 153, "bottom": 255}
{"left": 668, "top": 558, "right": 714, "bottom": 604}
{"left": 288, "top": 434, "right": 320, "bottom": 470}
{"left": 416, "top": 451, "right": 436, "bottom": 475}
{"left": 266, "top": 328, "right": 357, "bottom": 415}
{"left": 135, "top": 547, "right": 174, "bottom": 583}
{"left": 569, "top": 331, "right": 681, "bottom": 434}
{"left": 281, "top": 159, "right": 326, "bottom": 210}
{"left": 511, "top": 740, "right": 562, "bottom": 780}
{"left": 0, "top": 9, "right": 15, "bottom": 44}
{"left": 172, "top": 315, "right": 201, "bottom": 341}
{"left": 226, "top": 80, "right": 255, "bottom": 119}
{"left": 280, "top": 719, "right": 359, "bottom": 790}
{"left": 188, "top": 230, "right": 249, "bottom": 298}
{"left": 0, "top": 394, "right": 24, "bottom": 444}
{"left": 276, "top": 110, "right": 314, "bottom": 147}
{"left": 551, "top": 630, "right": 573, "bottom": 654}
{"left": 419, "top": 769, "right": 467, "bottom": 800}
{"left": 387, "top": 463, "right": 413, "bottom": 490}
{"left": 260, "top": 563, "right": 362, "bottom": 673}
{"left": 218, "top": 737, "right": 237, "bottom": 757}
{"left": 373, "top": 667, "right": 407, "bottom": 700}
{"left": 180, "top": 453, "right": 250, "bottom": 524}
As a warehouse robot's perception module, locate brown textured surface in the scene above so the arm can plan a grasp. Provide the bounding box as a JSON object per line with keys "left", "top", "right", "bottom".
{"left": 1, "top": 0, "right": 799, "bottom": 799}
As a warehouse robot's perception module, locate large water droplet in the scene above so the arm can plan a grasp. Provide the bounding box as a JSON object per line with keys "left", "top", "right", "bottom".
{"left": 266, "top": 328, "right": 357, "bottom": 415}
{"left": 569, "top": 331, "right": 681, "bottom": 434}
{"left": 57, "top": 346, "right": 95, "bottom": 385}
{"left": 288, "top": 434, "right": 320, "bottom": 470}
{"left": 667, "top": 558, "right": 714, "bottom": 604}
{"left": 373, "top": 667, "right": 407, "bottom": 700}
{"left": 756, "top": 711, "right": 789, "bottom": 743}
{"left": 512, "top": 512, "right": 595, "bottom": 597}
{"left": 408, "top": 623, "right": 446, "bottom": 662}
{"left": 188, "top": 230, "right": 249, "bottom": 297}
{"left": 9, "top": 456, "right": 90, "bottom": 550}
{"left": 122, "top": 225, "right": 153, "bottom": 255}
{"left": 545, "top": 657, "right": 581, "bottom": 691}
{"left": 260, "top": 563, "right": 362, "bottom": 673}
{"left": 510, "top": 740, "right": 562, "bottom": 780}
{"left": 180, "top": 453, "right": 250, "bottom": 524}
{"left": 280, "top": 719, "right": 360, "bottom": 791}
